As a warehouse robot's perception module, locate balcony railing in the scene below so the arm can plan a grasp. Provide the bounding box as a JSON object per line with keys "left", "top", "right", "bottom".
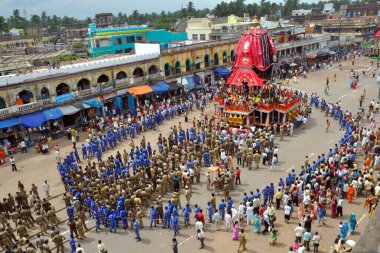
{"left": 77, "top": 89, "right": 93, "bottom": 97}
{"left": 0, "top": 107, "right": 10, "bottom": 117}
{"left": 38, "top": 98, "right": 53, "bottom": 106}
{"left": 276, "top": 35, "right": 331, "bottom": 50}
{"left": 18, "top": 102, "right": 38, "bottom": 112}
{"left": 115, "top": 78, "right": 130, "bottom": 86}
{"left": 130, "top": 76, "right": 145, "bottom": 84}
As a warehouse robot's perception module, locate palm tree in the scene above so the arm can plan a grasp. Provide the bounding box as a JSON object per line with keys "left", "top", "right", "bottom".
{"left": 187, "top": 1, "right": 195, "bottom": 16}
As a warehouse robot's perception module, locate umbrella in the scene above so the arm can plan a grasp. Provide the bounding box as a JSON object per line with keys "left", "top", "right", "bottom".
{"left": 346, "top": 240, "right": 356, "bottom": 248}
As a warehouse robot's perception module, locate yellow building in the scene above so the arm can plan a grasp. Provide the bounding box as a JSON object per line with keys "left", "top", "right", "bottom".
{"left": 0, "top": 40, "right": 237, "bottom": 119}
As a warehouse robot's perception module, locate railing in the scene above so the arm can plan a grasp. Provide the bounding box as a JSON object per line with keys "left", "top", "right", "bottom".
{"left": 131, "top": 76, "right": 145, "bottom": 84}
{"left": 224, "top": 104, "right": 251, "bottom": 112}
{"left": 115, "top": 77, "right": 130, "bottom": 86}
{"left": 0, "top": 107, "right": 10, "bottom": 117}
{"left": 18, "top": 102, "right": 38, "bottom": 112}
{"left": 77, "top": 89, "right": 93, "bottom": 97}
{"left": 38, "top": 98, "right": 52, "bottom": 106}
{"left": 162, "top": 38, "right": 240, "bottom": 55}
{"left": 276, "top": 35, "right": 331, "bottom": 50}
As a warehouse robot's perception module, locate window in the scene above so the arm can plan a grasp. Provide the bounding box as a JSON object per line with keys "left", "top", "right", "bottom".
{"left": 136, "top": 35, "right": 147, "bottom": 41}
{"left": 192, "top": 34, "right": 198, "bottom": 40}
{"left": 124, "top": 48, "right": 133, "bottom": 54}
{"left": 115, "top": 50, "right": 123, "bottom": 54}
{"left": 200, "top": 34, "right": 206, "bottom": 40}
{"left": 125, "top": 36, "right": 135, "bottom": 43}
{"left": 114, "top": 38, "right": 122, "bottom": 45}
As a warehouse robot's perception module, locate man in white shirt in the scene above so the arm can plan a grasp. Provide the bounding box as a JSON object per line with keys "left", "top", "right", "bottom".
{"left": 42, "top": 180, "right": 50, "bottom": 199}
{"left": 75, "top": 244, "right": 85, "bottom": 253}
{"left": 213, "top": 210, "right": 221, "bottom": 231}
{"left": 312, "top": 232, "right": 320, "bottom": 252}
{"left": 97, "top": 240, "right": 106, "bottom": 253}
{"left": 224, "top": 212, "right": 232, "bottom": 232}
{"left": 246, "top": 203, "right": 254, "bottom": 225}
{"left": 295, "top": 223, "right": 304, "bottom": 243}
{"left": 284, "top": 204, "right": 291, "bottom": 223}
{"left": 10, "top": 155, "right": 17, "bottom": 171}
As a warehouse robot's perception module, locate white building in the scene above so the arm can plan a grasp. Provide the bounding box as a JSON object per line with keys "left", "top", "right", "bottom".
{"left": 291, "top": 9, "right": 312, "bottom": 16}
{"left": 323, "top": 3, "right": 335, "bottom": 14}
{"left": 185, "top": 18, "right": 212, "bottom": 41}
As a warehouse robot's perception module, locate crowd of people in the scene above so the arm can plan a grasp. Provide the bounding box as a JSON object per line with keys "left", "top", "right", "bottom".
{"left": 1, "top": 67, "right": 379, "bottom": 253}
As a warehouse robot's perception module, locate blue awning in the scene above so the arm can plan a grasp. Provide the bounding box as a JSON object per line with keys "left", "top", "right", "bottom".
{"left": 0, "top": 118, "right": 20, "bottom": 129}
{"left": 42, "top": 107, "right": 64, "bottom": 120}
{"left": 60, "top": 105, "right": 80, "bottom": 115}
{"left": 185, "top": 75, "right": 195, "bottom": 91}
{"left": 150, "top": 81, "right": 170, "bottom": 94}
{"left": 213, "top": 67, "right": 230, "bottom": 77}
{"left": 82, "top": 98, "right": 103, "bottom": 108}
{"left": 19, "top": 112, "right": 47, "bottom": 127}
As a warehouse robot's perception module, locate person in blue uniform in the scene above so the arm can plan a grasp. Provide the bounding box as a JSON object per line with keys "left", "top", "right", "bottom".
{"left": 163, "top": 206, "right": 171, "bottom": 229}
{"left": 133, "top": 219, "right": 141, "bottom": 241}
{"left": 67, "top": 203, "right": 74, "bottom": 221}
{"left": 218, "top": 199, "right": 226, "bottom": 220}
{"left": 182, "top": 204, "right": 192, "bottom": 227}
{"left": 149, "top": 206, "right": 158, "bottom": 228}
{"left": 171, "top": 213, "right": 179, "bottom": 236}
{"left": 119, "top": 208, "right": 128, "bottom": 229}
{"left": 109, "top": 211, "right": 117, "bottom": 233}
{"left": 69, "top": 234, "right": 76, "bottom": 253}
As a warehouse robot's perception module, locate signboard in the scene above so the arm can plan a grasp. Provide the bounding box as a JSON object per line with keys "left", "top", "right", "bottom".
{"left": 55, "top": 92, "right": 73, "bottom": 103}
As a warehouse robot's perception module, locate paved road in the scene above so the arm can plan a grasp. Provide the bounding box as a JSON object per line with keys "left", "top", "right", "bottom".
{"left": 0, "top": 57, "right": 378, "bottom": 253}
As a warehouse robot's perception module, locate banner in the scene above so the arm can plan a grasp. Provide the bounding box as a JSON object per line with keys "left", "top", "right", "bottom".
{"left": 55, "top": 92, "right": 73, "bottom": 103}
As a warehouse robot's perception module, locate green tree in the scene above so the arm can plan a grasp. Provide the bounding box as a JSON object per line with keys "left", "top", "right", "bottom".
{"left": 41, "top": 11, "right": 48, "bottom": 26}
{"left": 187, "top": 1, "right": 195, "bottom": 16}
{"left": 30, "top": 14, "right": 41, "bottom": 27}
{"left": 283, "top": 0, "right": 299, "bottom": 17}
{"left": 0, "top": 16, "right": 8, "bottom": 32}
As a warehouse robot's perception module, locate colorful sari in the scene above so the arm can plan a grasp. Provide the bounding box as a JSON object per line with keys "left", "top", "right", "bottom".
{"left": 253, "top": 214, "right": 261, "bottom": 233}
{"left": 340, "top": 221, "right": 348, "bottom": 239}
{"left": 232, "top": 224, "right": 239, "bottom": 240}
{"left": 349, "top": 213, "right": 357, "bottom": 233}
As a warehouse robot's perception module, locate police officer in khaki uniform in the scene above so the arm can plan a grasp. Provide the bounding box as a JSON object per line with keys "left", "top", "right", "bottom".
{"left": 254, "top": 152, "right": 261, "bottom": 170}
{"left": 52, "top": 233, "right": 64, "bottom": 253}
{"left": 16, "top": 221, "right": 28, "bottom": 240}
{"left": 75, "top": 218, "right": 85, "bottom": 239}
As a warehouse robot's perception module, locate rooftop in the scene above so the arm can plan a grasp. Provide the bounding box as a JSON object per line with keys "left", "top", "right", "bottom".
{"left": 0, "top": 43, "right": 160, "bottom": 86}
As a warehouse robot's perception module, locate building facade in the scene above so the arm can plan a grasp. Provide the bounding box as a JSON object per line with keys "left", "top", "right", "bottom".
{"left": 0, "top": 34, "right": 57, "bottom": 55}
{"left": 185, "top": 18, "right": 213, "bottom": 41}
{"left": 88, "top": 24, "right": 187, "bottom": 58}
{"left": 0, "top": 39, "right": 237, "bottom": 120}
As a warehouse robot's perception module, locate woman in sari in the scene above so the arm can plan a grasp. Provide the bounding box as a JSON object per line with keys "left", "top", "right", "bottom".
{"left": 269, "top": 224, "right": 278, "bottom": 245}
{"left": 232, "top": 221, "right": 239, "bottom": 241}
{"left": 347, "top": 184, "right": 355, "bottom": 203}
{"left": 331, "top": 199, "right": 337, "bottom": 218}
{"left": 298, "top": 203, "right": 305, "bottom": 221}
{"left": 349, "top": 213, "right": 357, "bottom": 233}
{"left": 340, "top": 221, "right": 348, "bottom": 240}
{"left": 253, "top": 214, "right": 261, "bottom": 233}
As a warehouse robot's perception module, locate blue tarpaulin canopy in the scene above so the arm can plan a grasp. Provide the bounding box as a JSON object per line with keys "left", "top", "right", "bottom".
{"left": 150, "top": 81, "right": 170, "bottom": 94}
{"left": 19, "top": 112, "right": 47, "bottom": 127}
{"left": 185, "top": 75, "right": 195, "bottom": 91}
{"left": 82, "top": 98, "right": 103, "bottom": 108}
{"left": 213, "top": 67, "right": 230, "bottom": 78}
{"left": 42, "top": 107, "right": 64, "bottom": 120}
{"left": 0, "top": 118, "right": 20, "bottom": 129}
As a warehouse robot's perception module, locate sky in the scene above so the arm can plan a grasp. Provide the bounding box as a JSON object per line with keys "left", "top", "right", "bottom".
{"left": 0, "top": 0, "right": 241, "bottom": 19}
